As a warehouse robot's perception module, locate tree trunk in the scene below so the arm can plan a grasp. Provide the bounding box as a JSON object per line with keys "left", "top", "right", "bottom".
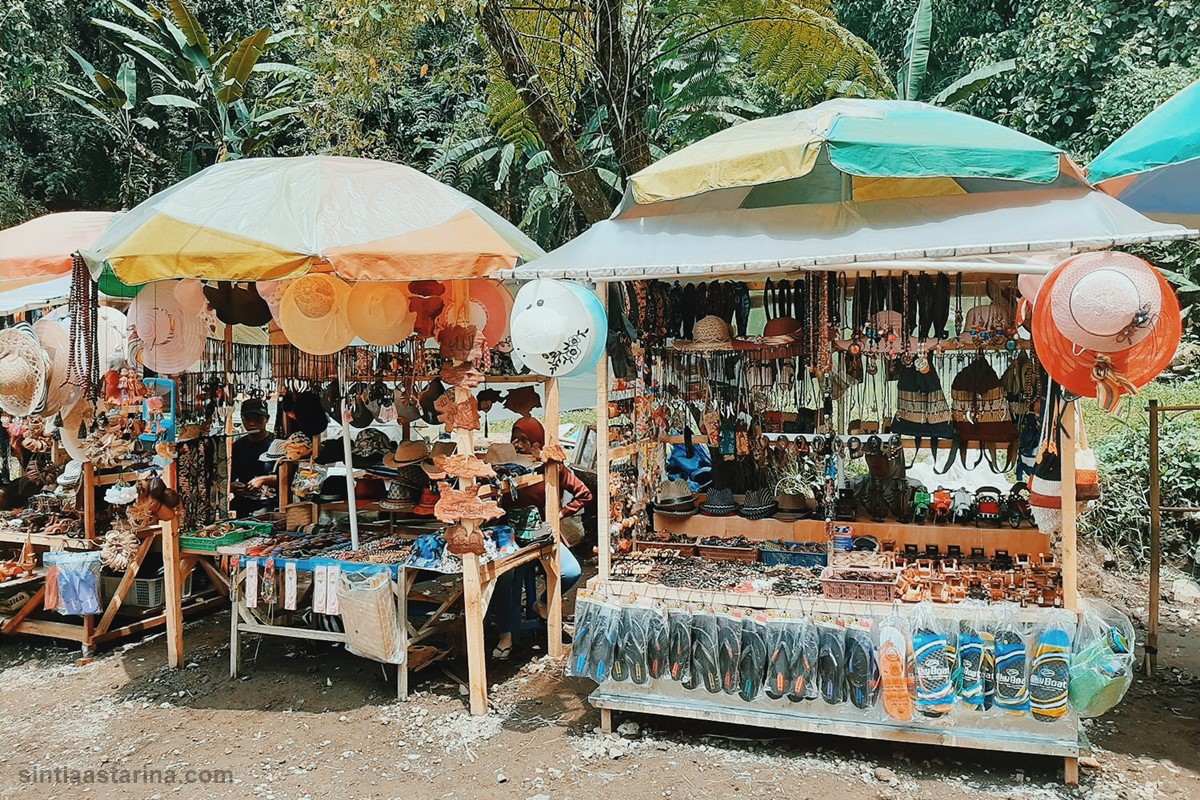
{"left": 593, "top": 0, "right": 653, "bottom": 179}
{"left": 478, "top": 2, "right": 614, "bottom": 224}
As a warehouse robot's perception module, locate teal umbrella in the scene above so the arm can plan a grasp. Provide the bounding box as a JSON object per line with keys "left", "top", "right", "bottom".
{"left": 1088, "top": 79, "right": 1200, "bottom": 228}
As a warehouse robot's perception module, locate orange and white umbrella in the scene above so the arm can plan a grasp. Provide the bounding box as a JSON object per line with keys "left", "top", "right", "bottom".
{"left": 81, "top": 156, "right": 543, "bottom": 285}
{"left": 1, "top": 211, "right": 115, "bottom": 291}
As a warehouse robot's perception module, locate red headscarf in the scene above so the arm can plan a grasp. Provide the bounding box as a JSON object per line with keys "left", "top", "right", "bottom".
{"left": 511, "top": 416, "right": 545, "bottom": 447}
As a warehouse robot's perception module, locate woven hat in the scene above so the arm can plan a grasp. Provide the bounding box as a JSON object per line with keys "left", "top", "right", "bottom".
{"left": 700, "top": 487, "right": 739, "bottom": 516}
{"left": 734, "top": 316, "right": 803, "bottom": 358}
{"left": 384, "top": 435, "right": 431, "bottom": 469}
{"left": 1034, "top": 252, "right": 1181, "bottom": 411}
{"left": 379, "top": 477, "right": 422, "bottom": 511}
{"left": 280, "top": 273, "right": 354, "bottom": 356}
{"left": 33, "top": 317, "right": 79, "bottom": 417}
{"left": 131, "top": 285, "right": 206, "bottom": 374}
{"left": 654, "top": 479, "right": 696, "bottom": 515}
{"left": 739, "top": 488, "right": 779, "bottom": 520}
{"left": 509, "top": 279, "right": 606, "bottom": 377}
{"left": 59, "top": 400, "right": 93, "bottom": 461}
{"left": 256, "top": 279, "right": 290, "bottom": 321}
{"left": 0, "top": 323, "right": 47, "bottom": 417}
{"left": 674, "top": 315, "right": 735, "bottom": 352}
{"left": 346, "top": 282, "right": 416, "bottom": 346}
{"left": 258, "top": 438, "right": 289, "bottom": 463}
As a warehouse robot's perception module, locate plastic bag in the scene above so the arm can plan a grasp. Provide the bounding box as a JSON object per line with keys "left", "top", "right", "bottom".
{"left": 1029, "top": 608, "right": 1076, "bottom": 722}
{"left": 1069, "top": 598, "right": 1135, "bottom": 718}
{"left": 956, "top": 605, "right": 988, "bottom": 711}
{"left": 817, "top": 620, "right": 847, "bottom": 705}
{"left": 666, "top": 607, "right": 693, "bottom": 685}
{"left": 567, "top": 592, "right": 601, "bottom": 679}
{"left": 790, "top": 617, "right": 819, "bottom": 702}
{"left": 993, "top": 603, "right": 1030, "bottom": 716}
{"left": 568, "top": 592, "right": 619, "bottom": 681}
{"left": 737, "top": 613, "right": 768, "bottom": 701}
{"left": 646, "top": 605, "right": 670, "bottom": 680}
{"left": 691, "top": 610, "right": 721, "bottom": 693}
{"left": 911, "top": 602, "right": 954, "bottom": 718}
{"left": 717, "top": 611, "right": 742, "bottom": 695}
{"left": 764, "top": 614, "right": 793, "bottom": 701}
{"left": 291, "top": 463, "right": 326, "bottom": 501}
{"left": 46, "top": 551, "right": 102, "bottom": 615}
{"left": 878, "top": 607, "right": 913, "bottom": 722}
{"left": 616, "top": 603, "right": 653, "bottom": 685}
{"left": 845, "top": 619, "right": 879, "bottom": 711}
{"left": 337, "top": 569, "right": 403, "bottom": 664}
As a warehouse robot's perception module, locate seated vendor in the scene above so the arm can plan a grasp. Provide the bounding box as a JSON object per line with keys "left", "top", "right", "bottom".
{"left": 492, "top": 417, "right": 591, "bottom": 660}
{"left": 230, "top": 398, "right": 278, "bottom": 518}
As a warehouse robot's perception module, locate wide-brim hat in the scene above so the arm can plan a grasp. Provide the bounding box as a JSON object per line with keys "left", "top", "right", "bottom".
{"left": 33, "top": 317, "right": 79, "bottom": 417}
{"left": 95, "top": 306, "right": 131, "bottom": 369}
{"left": 1034, "top": 252, "right": 1181, "bottom": 404}
{"left": 656, "top": 502, "right": 698, "bottom": 516}
{"left": 131, "top": 284, "right": 206, "bottom": 374}
{"left": 384, "top": 436, "right": 431, "bottom": 469}
{"left": 674, "top": 315, "right": 735, "bottom": 352}
{"left": 255, "top": 279, "right": 290, "bottom": 321}
{"left": 699, "top": 488, "right": 739, "bottom": 516}
{"left": 59, "top": 400, "right": 93, "bottom": 462}
{"left": 421, "top": 440, "right": 458, "bottom": 478}
{"left": 733, "top": 315, "right": 803, "bottom": 357}
{"left": 259, "top": 438, "right": 289, "bottom": 462}
{"left": 203, "top": 281, "right": 272, "bottom": 327}
{"left": 279, "top": 273, "right": 354, "bottom": 356}
{"left": 0, "top": 323, "right": 48, "bottom": 417}
{"left": 654, "top": 479, "right": 695, "bottom": 506}
{"left": 379, "top": 479, "right": 422, "bottom": 510}
{"left": 481, "top": 442, "right": 537, "bottom": 468}
{"left": 412, "top": 487, "right": 440, "bottom": 516}
{"left": 347, "top": 281, "right": 416, "bottom": 346}
{"left": 509, "top": 279, "right": 606, "bottom": 377}
{"left": 468, "top": 280, "right": 514, "bottom": 347}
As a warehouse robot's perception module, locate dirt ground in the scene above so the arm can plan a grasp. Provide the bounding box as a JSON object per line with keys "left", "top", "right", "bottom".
{"left": 1, "top": 550, "right": 1198, "bottom": 800}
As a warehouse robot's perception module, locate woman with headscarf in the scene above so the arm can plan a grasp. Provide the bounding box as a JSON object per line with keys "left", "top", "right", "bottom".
{"left": 492, "top": 416, "right": 591, "bottom": 660}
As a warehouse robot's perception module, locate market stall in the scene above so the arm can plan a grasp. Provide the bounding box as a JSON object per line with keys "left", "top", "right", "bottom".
{"left": 509, "top": 99, "right": 1194, "bottom": 782}
{"left": 78, "top": 155, "right": 574, "bottom": 715}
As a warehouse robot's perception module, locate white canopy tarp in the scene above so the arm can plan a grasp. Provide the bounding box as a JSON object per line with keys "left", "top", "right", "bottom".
{"left": 0, "top": 276, "right": 71, "bottom": 316}
{"left": 509, "top": 188, "right": 1193, "bottom": 281}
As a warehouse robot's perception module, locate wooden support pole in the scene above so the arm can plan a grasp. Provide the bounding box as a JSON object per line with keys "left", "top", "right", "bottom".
{"left": 1060, "top": 401, "right": 1078, "bottom": 613}
{"left": 544, "top": 377, "right": 564, "bottom": 657}
{"left": 595, "top": 286, "right": 611, "bottom": 582}
{"left": 161, "top": 460, "right": 184, "bottom": 668}
{"left": 461, "top": 549, "right": 488, "bottom": 716}
{"left": 1147, "top": 399, "right": 1161, "bottom": 677}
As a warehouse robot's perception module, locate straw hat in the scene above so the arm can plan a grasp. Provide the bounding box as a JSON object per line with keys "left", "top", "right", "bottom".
{"left": 279, "top": 273, "right": 354, "bottom": 355}
{"left": 59, "top": 400, "right": 93, "bottom": 462}
{"left": 1033, "top": 252, "right": 1181, "bottom": 409}
{"left": 420, "top": 441, "right": 458, "bottom": 478}
{"left": 131, "top": 285, "right": 206, "bottom": 374}
{"left": 509, "top": 279, "right": 606, "bottom": 377}
{"left": 467, "top": 280, "right": 514, "bottom": 347}
{"left": 96, "top": 306, "right": 131, "bottom": 369}
{"left": 346, "top": 282, "right": 416, "bottom": 346}
{"left": 0, "top": 323, "right": 47, "bottom": 417}
{"left": 673, "top": 315, "right": 735, "bottom": 351}
{"left": 33, "top": 317, "right": 79, "bottom": 417}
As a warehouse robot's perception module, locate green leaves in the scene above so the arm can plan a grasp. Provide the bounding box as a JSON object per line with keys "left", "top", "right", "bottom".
{"left": 933, "top": 58, "right": 1016, "bottom": 105}
{"left": 897, "top": 0, "right": 932, "bottom": 101}
{"left": 167, "top": 0, "right": 211, "bottom": 57}
{"left": 146, "top": 93, "right": 201, "bottom": 109}
{"left": 218, "top": 27, "right": 271, "bottom": 104}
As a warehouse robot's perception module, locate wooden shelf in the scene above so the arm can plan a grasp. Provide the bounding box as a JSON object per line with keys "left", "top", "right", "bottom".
{"left": 609, "top": 444, "right": 639, "bottom": 460}
{"left": 0, "top": 531, "right": 93, "bottom": 550}
{"left": 654, "top": 512, "right": 1050, "bottom": 554}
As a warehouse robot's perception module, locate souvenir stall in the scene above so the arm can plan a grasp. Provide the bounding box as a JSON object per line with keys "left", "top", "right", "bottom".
{"left": 81, "top": 155, "right": 582, "bottom": 715}
{"left": 510, "top": 100, "right": 1193, "bottom": 781}
{"left": 0, "top": 213, "right": 226, "bottom": 653}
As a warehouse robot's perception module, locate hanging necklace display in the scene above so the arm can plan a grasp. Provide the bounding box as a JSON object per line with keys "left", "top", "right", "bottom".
{"left": 953, "top": 273, "right": 965, "bottom": 339}
{"left": 900, "top": 275, "right": 915, "bottom": 367}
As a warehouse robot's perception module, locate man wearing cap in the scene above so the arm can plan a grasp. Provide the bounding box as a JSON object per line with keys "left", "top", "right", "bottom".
{"left": 230, "top": 398, "right": 277, "bottom": 518}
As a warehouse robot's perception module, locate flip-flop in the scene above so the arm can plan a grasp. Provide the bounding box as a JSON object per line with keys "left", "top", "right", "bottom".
{"left": 692, "top": 615, "right": 721, "bottom": 694}
{"left": 957, "top": 622, "right": 985, "bottom": 710}
{"left": 609, "top": 611, "right": 630, "bottom": 683}
{"left": 646, "top": 610, "right": 669, "bottom": 680}
{"left": 668, "top": 610, "right": 692, "bottom": 683}
{"left": 913, "top": 627, "right": 954, "bottom": 717}
{"left": 981, "top": 629, "right": 997, "bottom": 710}
{"left": 879, "top": 624, "right": 913, "bottom": 721}
{"left": 846, "top": 628, "right": 880, "bottom": 710}
{"left": 738, "top": 618, "right": 768, "bottom": 701}
{"left": 1029, "top": 626, "right": 1071, "bottom": 721}
{"left": 765, "top": 621, "right": 792, "bottom": 700}
{"left": 789, "top": 622, "right": 819, "bottom": 702}
{"left": 622, "top": 608, "right": 650, "bottom": 685}
{"left": 588, "top": 607, "right": 618, "bottom": 683}
{"left": 818, "top": 624, "right": 847, "bottom": 705}
{"left": 571, "top": 601, "right": 599, "bottom": 677}
{"left": 994, "top": 629, "right": 1030, "bottom": 715}
{"left": 718, "top": 615, "right": 742, "bottom": 695}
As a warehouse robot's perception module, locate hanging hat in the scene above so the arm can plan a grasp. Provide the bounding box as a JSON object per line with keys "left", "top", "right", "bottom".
{"left": 131, "top": 285, "right": 206, "bottom": 374}
{"left": 418, "top": 379, "right": 446, "bottom": 425}
{"left": 502, "top": 385, "right": 542, "bottom": 416}
{"left": 256, "top": 279, "right": 290, "bottom": 321}
{"left": 421, "top": 440, "right": 458, "bottom": 478}
{"left": 0, "top": 323, "right": 48, "bottom": 417}
{"left": 509, "top": 279, "right": 607, "bottom": 377}
{"left": 673, "top": 315, "right": 735, "bottom": 352}
{"left": 346, "top": 282, "right": 416, "bottom": 346}
{"left": 96, "top": 306, "right": 131, "bottom": 369}
{"left": 172, "top": 278, "right": 209, "bottom": 316}
{"left": 202, "top": 281, "right": 272, "bottom": 327}
{"left": 481, "top": 442, "right": 537, "bottom": 469}
{"left": 468, "top": 280, "right": 514, "bottom": 347}
{"left": 279, "top": 273, "right": 354, "bottom": 356}
{"left": 33, "top": 317, "right": 79, "bottom": 417}
{"left": 384, "top": 435, "right": 431, "bottom": 469}
{"left": 59, "top": 400, "right": 93, "bottom": 462}
{"left": 733, "top": 316, "right": 803, "bottom": 358}
{"left": 1034, "top": 252, "right": 1181, "bottom": 411}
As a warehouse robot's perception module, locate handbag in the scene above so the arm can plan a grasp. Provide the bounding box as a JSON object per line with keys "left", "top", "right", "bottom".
{"left": 1075, "top": 422, "right": 1100, "bottom": 502}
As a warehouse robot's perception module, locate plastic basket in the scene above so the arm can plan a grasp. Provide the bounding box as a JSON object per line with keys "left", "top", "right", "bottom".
{"left": 819, "top": 566, "right": 901, "bottom": 602}
{"left": 102, "top": 573, "right": 194, "bottom": 608}
{"left": 759, "top": 542, "right": 827, "bottom": 568}
{"left": 179, "top": 520, "right": 269, "bottom": 552}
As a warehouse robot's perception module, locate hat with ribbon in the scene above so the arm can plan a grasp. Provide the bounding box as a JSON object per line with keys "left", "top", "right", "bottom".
{"left": 131, "top": 285, "right": 206, "bottom": 374}
{"left": 346, "top": 281, "right": 416, "bottom": 346}
{"left": 1033, "top": 251, "right": 1181, "bottom": 412}
{"left": 653, "top": 479, "right": 697, "bottom": 516}
{"left": 0, "top": 323, "right": 48, "bottom": 417}
{"left": 509, "top": 279, "right": 607, "bottom": 377}
{"left": 384, "top": 435, "right": 431, "bottom": 470}
{"left": 673, "top": 315, "right": 735, "bottom": 352}
{"left": 280, "top": 273, "right": 354, "bottom": 356}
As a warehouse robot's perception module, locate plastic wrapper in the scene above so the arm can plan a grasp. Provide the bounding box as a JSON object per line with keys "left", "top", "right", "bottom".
{"left": 956, "top": 604, "right": 988, "bottom": 711}
{"left": 790, "top": 617, "right": 819, "bottom": 702}
{"left": 46, "top": 551, "right": 102, "bottom": 615}
{"left": 336, "top": 569, "right": 403, "bottom": 664}
{"left": 646, "top": 606, "right": 670, "bottom": 680}
{"left": 845, "top": 620, "right": 879, "bottom": 711}
{"left": 666, "top": 607, "right": 693, "bottom": 685}
{"left": 764, "top": 614, "right": 792, "bottom": 700}
{"left": 737, "top": 613, "right": 768, "bottom": 701}
{"left": 1029, "top": 608, "right": 1076, "bottom": 722}
{"left": 817, "top": 620, "right": 847, "bottom": 705}
{"left": 717, "top": 611, "right": 742, "bottom": 695}
{"left": 691, "top": 610, "right": 721, "bottom": 693}
{"left": 1069, "top": 598, "right": 1135, "bottom": 718}
{"left": 878, "top": 608, "right": 914, "bottom": 722}
{"left": 993, "top": 603, "right": 1030, "bottom": 716}
{"left": 568, "top": 592, "right": 618, "bottom": 681}
{"left": 615, "top": 604, "right": 653, "bottom": 685}
{"left": 911, "top": 601, "right": 954, "bottom": 718}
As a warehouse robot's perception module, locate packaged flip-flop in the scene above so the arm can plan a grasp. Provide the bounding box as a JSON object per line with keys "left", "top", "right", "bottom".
{"left": 691, "top": 610, "right": 722, "bottom": 694}
{"left": 790, "top": 617, "right": 820, "bottom": 702}
{"left": 911, "top": 602, "right": 954, "bottom": 718}
{"left": 667, "top": 607, "right": 694, "bottom": 685}
{"left": 981, "top": 623, "right": 997, "bottom": 711}
{"left": 737, "top": 612, "right": 769, "bottom": 702}
{"left": 717, "top": 610, "right": 743, "bottom": 695}
{"left": 46, "top": 551, "right": 102, "bottom": 616}
{"left": 878, "top": 607, "right": 913, "bottom": 722}
{"left": 567, "top": 591, "right": 600, "bottom": 678}
{"left": 1029, "top": 608, "right": 1076, "bottom": 722}
{"left": 616, "top": 603, "right": 653, "bottom": 685}
{"left": 817, "top": 619, "right": 848, "bottom": 705}
{"left": 993, "top": 603, "right": 1030, "bottom": 716}
{"left": 1069, "top": 598, "right": 1135, "bottom": 717}
{"left": 764, "top": 613, "right": 794, "bottom": 701}
{"left": 646, "top": 606, "right": 670, "bottom": 680}
{"left": 845, "top": 620, "right": 880, "bottom": 711}
{"left": 956, "top": 605, "right": 988, "bottom": 711}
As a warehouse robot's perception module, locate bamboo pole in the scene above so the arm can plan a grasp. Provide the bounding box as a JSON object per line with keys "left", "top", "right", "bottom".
{"left": 1060, "top": 400, "right": 1078, "bottom": 613}
{"left": 1147, "top": 399, "right": 1160, "bottom": 676}
{"left": 595, "top": 285, "right": 611, "bottom": 581}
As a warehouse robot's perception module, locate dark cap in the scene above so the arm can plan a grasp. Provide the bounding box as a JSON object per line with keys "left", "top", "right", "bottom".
{"left": 241, "top": 397, "right": 269, "bottom": 420}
